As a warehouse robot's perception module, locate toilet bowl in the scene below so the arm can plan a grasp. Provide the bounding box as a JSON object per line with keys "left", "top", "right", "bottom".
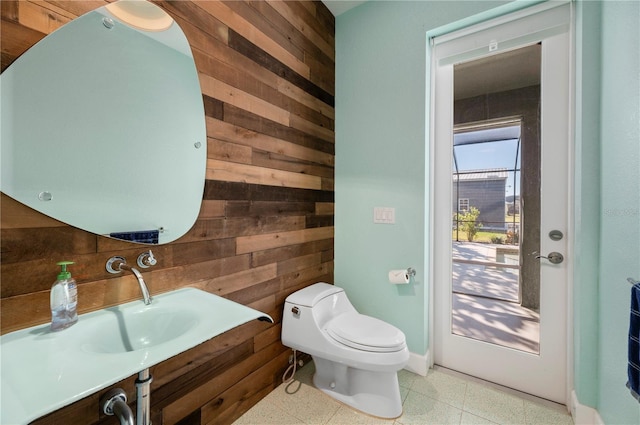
{"left": 281, "top": 282, "right": 409, "bottom": 419}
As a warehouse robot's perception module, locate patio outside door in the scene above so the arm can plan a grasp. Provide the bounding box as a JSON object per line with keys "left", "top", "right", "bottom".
{"left": 431, "top": 3, "right": 571, "bottom": 403}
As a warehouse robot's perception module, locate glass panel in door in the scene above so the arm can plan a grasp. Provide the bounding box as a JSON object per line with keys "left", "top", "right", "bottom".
{"left": 450, "top": 45, "right": 541, "bottom": 354}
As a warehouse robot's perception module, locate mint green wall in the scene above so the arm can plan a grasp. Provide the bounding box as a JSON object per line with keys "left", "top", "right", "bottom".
{"left": 335, "top": 1, "right": 640, "bottom": 421}
{"left": 574, "top": 0, "right": 640, "bottom": 421}
{"left": 594, "top": 1, "right": 640, "bottom": 423}
{"left": 334, "top": 0, "right": 508, "bottom": 355}
{"left": 573, "top": 0, "right": 602, "bottom": 408}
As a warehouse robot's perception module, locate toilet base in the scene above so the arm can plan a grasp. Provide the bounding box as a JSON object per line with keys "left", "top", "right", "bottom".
{"left": 312, "top": 357, "right": 403, "bottom": 419}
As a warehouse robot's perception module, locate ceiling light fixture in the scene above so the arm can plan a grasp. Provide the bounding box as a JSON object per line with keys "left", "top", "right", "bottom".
{"left": 105, "top": 0, "right": 173, "bottom": 32}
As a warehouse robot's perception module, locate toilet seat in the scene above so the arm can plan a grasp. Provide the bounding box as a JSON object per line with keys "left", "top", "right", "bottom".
{"left": 325, "top": 313, "right": 406, "bottom": 352}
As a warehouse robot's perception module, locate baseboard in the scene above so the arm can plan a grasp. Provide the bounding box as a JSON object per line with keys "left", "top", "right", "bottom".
{"left": 404, "top": 350, "right": 429, "bottom": 376}
{"left": 571, "top": 390, "right": 604, "bottom": 425}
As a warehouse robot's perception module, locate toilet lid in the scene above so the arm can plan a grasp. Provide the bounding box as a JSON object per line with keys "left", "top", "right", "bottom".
{"left": 326, "top": 313, "right": 406, "bottom": 353}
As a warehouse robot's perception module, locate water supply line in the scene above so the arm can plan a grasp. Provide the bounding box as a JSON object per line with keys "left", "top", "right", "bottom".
{"left": 282, "top": 349, "right": 304, "bottom": 383}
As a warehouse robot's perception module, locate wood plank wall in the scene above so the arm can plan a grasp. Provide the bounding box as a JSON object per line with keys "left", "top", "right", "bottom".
{"left": 0, "top": 1, "right": 334, "bottom": 423}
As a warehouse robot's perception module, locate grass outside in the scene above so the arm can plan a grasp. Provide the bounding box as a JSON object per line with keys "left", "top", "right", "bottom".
{"left": 452, "top": 230, "right": 510, "bottom": 243}
{"left": 452, "top": 214, "right": 520, "bottom": 244}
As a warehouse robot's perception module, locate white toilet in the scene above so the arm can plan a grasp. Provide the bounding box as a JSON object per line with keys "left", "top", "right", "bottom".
{"left": 281, "top": 282, "right": 409, "bottom": 419}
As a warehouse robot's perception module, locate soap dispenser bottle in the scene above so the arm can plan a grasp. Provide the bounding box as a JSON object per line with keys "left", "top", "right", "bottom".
{"left": 50, "top": 261, "right": 78, "bottom": 331}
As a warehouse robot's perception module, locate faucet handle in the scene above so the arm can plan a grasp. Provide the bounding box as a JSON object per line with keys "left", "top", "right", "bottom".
{"left": 137, "top": 250, "right": 157, "bottom": 268}
{"left": 106, "top": 256, "right": 126, "bottom": 274}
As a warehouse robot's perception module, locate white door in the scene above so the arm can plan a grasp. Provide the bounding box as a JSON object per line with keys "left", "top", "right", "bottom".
{"left": 431, "top": 3, "right": 572, "bottom": 403}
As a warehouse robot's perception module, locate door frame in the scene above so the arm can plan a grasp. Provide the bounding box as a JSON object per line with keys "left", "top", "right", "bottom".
{"left": 426, "top": 0, "right": 575, "bottom": 404}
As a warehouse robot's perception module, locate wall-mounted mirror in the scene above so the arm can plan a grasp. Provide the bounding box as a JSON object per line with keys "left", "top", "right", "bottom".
{"left": 0, "top": 0, "right": 206, "bottom": 244}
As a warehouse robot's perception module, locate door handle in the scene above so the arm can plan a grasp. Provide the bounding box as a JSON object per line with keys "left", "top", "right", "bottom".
{"left": 533, "top": 251, "right": 564, "bottom": 264}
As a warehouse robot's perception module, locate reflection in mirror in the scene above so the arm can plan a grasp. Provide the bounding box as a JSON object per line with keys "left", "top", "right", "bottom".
{"left": 450, "top": 45, "right": 541, "bottom": 354}
{"left": 0, "top": 0, "right": 206, "bottom": 244}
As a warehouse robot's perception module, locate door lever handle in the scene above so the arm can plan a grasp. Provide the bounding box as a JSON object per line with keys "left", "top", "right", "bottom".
{"left": 533, "top": 251, "right": 564, "bottom": 264}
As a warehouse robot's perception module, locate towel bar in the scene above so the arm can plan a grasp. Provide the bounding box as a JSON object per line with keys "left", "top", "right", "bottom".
{"left": 628, "top": 277, "right": 640, "bottom": 285}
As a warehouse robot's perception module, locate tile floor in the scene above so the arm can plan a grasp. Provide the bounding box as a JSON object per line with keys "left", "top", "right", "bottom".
{"left": 234, "top": 362, "right": 573, "bottom": 425}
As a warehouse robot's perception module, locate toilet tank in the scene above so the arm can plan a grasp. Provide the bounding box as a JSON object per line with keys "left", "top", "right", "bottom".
{"left": 287, "top": 282, "right": 356, "bottom": 322}
{"left": 285, "top": 282, "right": 344, "bottom": 307}
{"left": 282, "top": 283, "right": 356, "bottom": 349}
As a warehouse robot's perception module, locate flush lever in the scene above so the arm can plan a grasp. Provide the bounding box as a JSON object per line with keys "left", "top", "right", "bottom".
{"left": 533, "top": 251, "right": 564, "bottom": 264}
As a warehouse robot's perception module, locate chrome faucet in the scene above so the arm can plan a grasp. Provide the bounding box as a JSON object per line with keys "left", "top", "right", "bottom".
{"left": 106, "top": 255, "right": 153, "bottom": 305}
{"left": 119, "top": 263, "right": 152, "bottom": 305}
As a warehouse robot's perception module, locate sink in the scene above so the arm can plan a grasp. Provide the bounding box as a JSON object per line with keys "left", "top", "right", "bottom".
{"left": 82, "top": 305, "right": 200, "bottom": 353}
{"left": 0, "top": 287, "right": 272, "bottom": 425}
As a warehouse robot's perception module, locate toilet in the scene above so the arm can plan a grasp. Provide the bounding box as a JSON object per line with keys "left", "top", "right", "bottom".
{"left": 281, "top": 282, "right": 409, "bottom": 419}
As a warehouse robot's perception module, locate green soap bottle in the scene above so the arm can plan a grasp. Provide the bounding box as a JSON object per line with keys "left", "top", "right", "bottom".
{"left": 50, "top": 261, "right": 78, "bottom": 331}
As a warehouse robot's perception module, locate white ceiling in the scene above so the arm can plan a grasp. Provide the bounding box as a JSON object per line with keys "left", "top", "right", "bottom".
{"left": 322, "top": 0, "right": 366, "bottom": 16}
{"left": 322, "top": 2, "right": 541, "bottom": 100}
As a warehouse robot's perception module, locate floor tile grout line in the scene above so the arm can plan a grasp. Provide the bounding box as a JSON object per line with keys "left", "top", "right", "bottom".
{"left": 234, "top": 362, "right": 573, "bottom": 425}
{"left": 435, "top": 364, "right": 568, "bottom": 412}
{"left": 268, "top": 392, "right": 306, "bottom": 424}
{"left": 429, "top": 367, "right": 535, "bottom": 425}
{"left": 461, "top": 376, "right": 470, "bottom": 418}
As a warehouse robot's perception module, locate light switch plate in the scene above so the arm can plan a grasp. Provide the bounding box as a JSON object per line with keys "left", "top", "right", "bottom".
{"left": 373, "top": 207, "right": 395, "bottom": 224}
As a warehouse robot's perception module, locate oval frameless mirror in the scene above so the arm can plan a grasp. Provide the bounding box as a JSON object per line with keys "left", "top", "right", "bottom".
{"left": 0, "top": 0, "right": 206, "bottom": 244}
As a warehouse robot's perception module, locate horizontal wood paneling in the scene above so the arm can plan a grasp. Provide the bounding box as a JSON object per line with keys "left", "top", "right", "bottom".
{"left": 197, "top": 0, "right": 310, "bottom": 78}
{"left": 206, "top": 116, "right": 334, "bottom": 166}
{"left": 0, "top": 1, "right": 334, "bottom": 424}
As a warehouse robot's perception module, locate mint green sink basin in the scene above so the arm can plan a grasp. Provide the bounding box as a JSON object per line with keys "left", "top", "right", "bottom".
{"left": 82, "top": 305, "right": 200, "bottom": 353}
{"left": 0, "top": 287, "right": 272, "bottom": 424}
